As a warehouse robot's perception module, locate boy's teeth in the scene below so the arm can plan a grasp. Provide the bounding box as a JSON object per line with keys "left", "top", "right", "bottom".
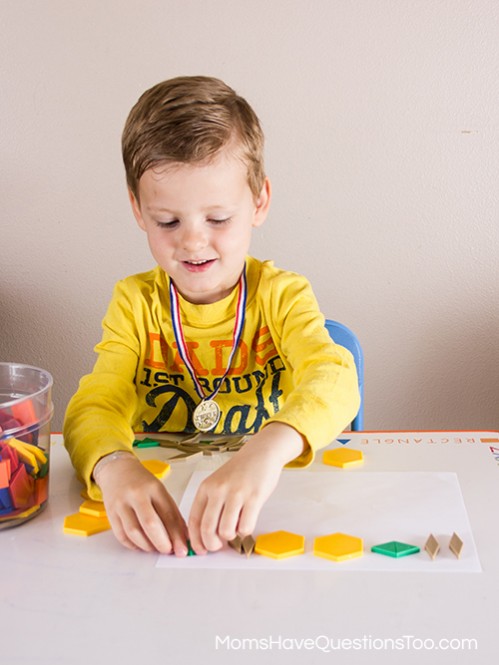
{"left": 188, "top": 260, "right": 208, "bottom": 264}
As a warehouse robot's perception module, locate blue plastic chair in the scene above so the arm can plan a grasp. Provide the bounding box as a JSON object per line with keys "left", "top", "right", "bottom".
{"left": 324, "top": 319, "right": 364, "bottom": 431}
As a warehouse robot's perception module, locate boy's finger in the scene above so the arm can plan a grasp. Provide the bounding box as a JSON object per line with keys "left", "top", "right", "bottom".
{"left": 189, "top": 491, "right": 228, "bottom": 554}
{"left": 188, "top": 493, "right": 211, "bottom": 554}
{"left": 217, "top": 496, "right": 243, "bottom": 542}
{"left": 170, "top": 532, "right": 189, "bottom": 557}
{"left": 118, "top": 507, "right": 158, "bottom": 552}
{"left": 135, "top": 506, "right": 175, "bottom": 554}
{"left": 197, "top": 495, "right": 226, "bottom": 552}
{"left": 108, "top": 512, "right": 141, "bottom": 551}
{"left": 154, "top": 501, "right": 189, "bottom": 557}
{"left": 235, "top": 496, "right": 261, "bottom": 538}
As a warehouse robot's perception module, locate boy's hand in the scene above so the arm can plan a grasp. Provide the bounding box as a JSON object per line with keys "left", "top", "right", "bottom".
{"left": 94, "top": 454, "right": 189, "bottom": 555}
{"left": 188, "top": 423, "right": 306, "bottom": 554}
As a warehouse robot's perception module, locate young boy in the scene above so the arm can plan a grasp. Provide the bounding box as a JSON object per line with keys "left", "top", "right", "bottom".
{"left": 63, "top": 76, "right": 360, "bottom": 557}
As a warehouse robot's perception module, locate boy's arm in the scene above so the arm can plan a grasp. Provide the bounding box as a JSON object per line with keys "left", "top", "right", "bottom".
{"left": 64, "top": 278, "right": 189, "bottom": 554}
{"left": 263, "top": 273, "right": 361, "bottom": 462}
{"left": 188, "top": 269, "right": 360, "bottom": 553}
{"left": 64, "top": 372, "right": 138, "bottom": 501}
{"left": 63, "top": 280, "right": 141, "bottom": 500}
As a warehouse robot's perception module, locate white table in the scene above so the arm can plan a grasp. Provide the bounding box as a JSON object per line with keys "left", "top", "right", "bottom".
{"left": 1, "top": 431, "right": 498, "bottom": 665}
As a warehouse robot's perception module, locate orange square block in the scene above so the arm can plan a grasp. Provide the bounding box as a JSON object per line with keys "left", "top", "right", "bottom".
{"left": 34, "top": 476, "right": 49, "bottom": 505}
{"left": 0, "top": 459, "right": 11, "bottom": 489}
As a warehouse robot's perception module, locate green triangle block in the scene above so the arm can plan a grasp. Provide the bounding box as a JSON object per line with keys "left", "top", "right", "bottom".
{"left": 371, "top": 541, "right": 420, "bottom": 558}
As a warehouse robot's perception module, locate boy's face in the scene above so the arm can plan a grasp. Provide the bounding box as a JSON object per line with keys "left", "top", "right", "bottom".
{"left": 130, "top": 147, "right": 270, "bottom": 304}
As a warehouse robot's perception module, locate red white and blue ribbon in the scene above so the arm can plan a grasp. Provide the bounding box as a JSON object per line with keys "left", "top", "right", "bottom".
{"left": 169, "top": 266, "right": 247, "bottom": 404}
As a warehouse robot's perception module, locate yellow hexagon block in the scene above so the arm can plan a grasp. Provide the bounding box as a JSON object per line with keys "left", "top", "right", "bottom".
{"left": 255, "top": 530, "right": 305, "bottom": 559}
{"left": 141, "top": 459, "right": 171, "bottom": 479}
{"left": 63, "top": 512, "right": 111, "bottom": 536}
{"left": 79, "top": 499, "right": 107, "bottom": 518}
{"left": 322, "top": 448, "right": 363, "bottom": 468}
{"left": 314, "top": 532, "right": 363, "bottom": 562}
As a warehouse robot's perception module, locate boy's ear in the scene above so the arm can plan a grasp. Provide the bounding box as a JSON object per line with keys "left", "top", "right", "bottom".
{"left": 128, "top": 189, "right": 147, "bottom": 231}
{"left": 252, "top": 177, "right": 271, "bottom": 228}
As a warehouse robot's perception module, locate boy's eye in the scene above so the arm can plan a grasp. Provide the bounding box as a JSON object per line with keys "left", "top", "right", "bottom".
{"left": 208, "top": 217, "right": 230, "bottom": 225}
{"left": 156, "top": 220, "right": 179, "bottom": 229}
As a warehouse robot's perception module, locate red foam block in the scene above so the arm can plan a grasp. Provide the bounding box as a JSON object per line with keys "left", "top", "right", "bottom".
{"left": 1, "top": 443, "right": 20, "bottom": 473}
{"left": 9, "top": 464, "right": 35, "bottom": 509}
{"left": 11, "top": 399, "right": 37, "bottom": 428}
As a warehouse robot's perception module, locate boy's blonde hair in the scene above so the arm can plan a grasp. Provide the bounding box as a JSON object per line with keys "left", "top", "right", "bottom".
{"left": 122, "top": 76, "right": 265, "bottom": 200}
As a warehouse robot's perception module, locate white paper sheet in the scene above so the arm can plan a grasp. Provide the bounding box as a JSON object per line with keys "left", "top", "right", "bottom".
{"left": 156, "top": 470, "right": 481, "bottom": 571}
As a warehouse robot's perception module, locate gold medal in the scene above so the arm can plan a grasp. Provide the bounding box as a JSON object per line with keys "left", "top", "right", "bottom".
{"left": 170, "top": 267, "right": 247, "bottom": 433}
{"left": 192, "top": 399, "right": 221, "bottom": 432}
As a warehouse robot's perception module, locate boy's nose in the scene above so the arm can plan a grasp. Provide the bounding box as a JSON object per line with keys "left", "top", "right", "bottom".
{"left": 181, "top": 226, "right": 207, "bottom": 252}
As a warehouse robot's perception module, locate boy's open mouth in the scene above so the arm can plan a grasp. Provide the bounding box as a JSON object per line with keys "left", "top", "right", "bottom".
{"left": 183, "top": 259, "right": 216, "bottom": 271}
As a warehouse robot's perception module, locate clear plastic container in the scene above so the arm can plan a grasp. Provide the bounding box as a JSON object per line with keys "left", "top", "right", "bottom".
{"left": 0, "top": 363, "right": 53, "bottom": 529}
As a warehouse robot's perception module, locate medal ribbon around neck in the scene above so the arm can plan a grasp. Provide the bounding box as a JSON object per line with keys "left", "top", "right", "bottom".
{"left": 169, "top": 266, "right": 247, "bottom": 431}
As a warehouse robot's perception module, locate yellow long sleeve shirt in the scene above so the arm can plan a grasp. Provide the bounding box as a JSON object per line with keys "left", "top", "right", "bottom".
{"left": 64, "top": 256, "right": 360, "bottom": 499}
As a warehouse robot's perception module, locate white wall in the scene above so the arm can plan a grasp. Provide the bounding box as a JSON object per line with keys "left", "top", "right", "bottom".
{"left": 1, "top": 0, "right": 498, "bottom": 431}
